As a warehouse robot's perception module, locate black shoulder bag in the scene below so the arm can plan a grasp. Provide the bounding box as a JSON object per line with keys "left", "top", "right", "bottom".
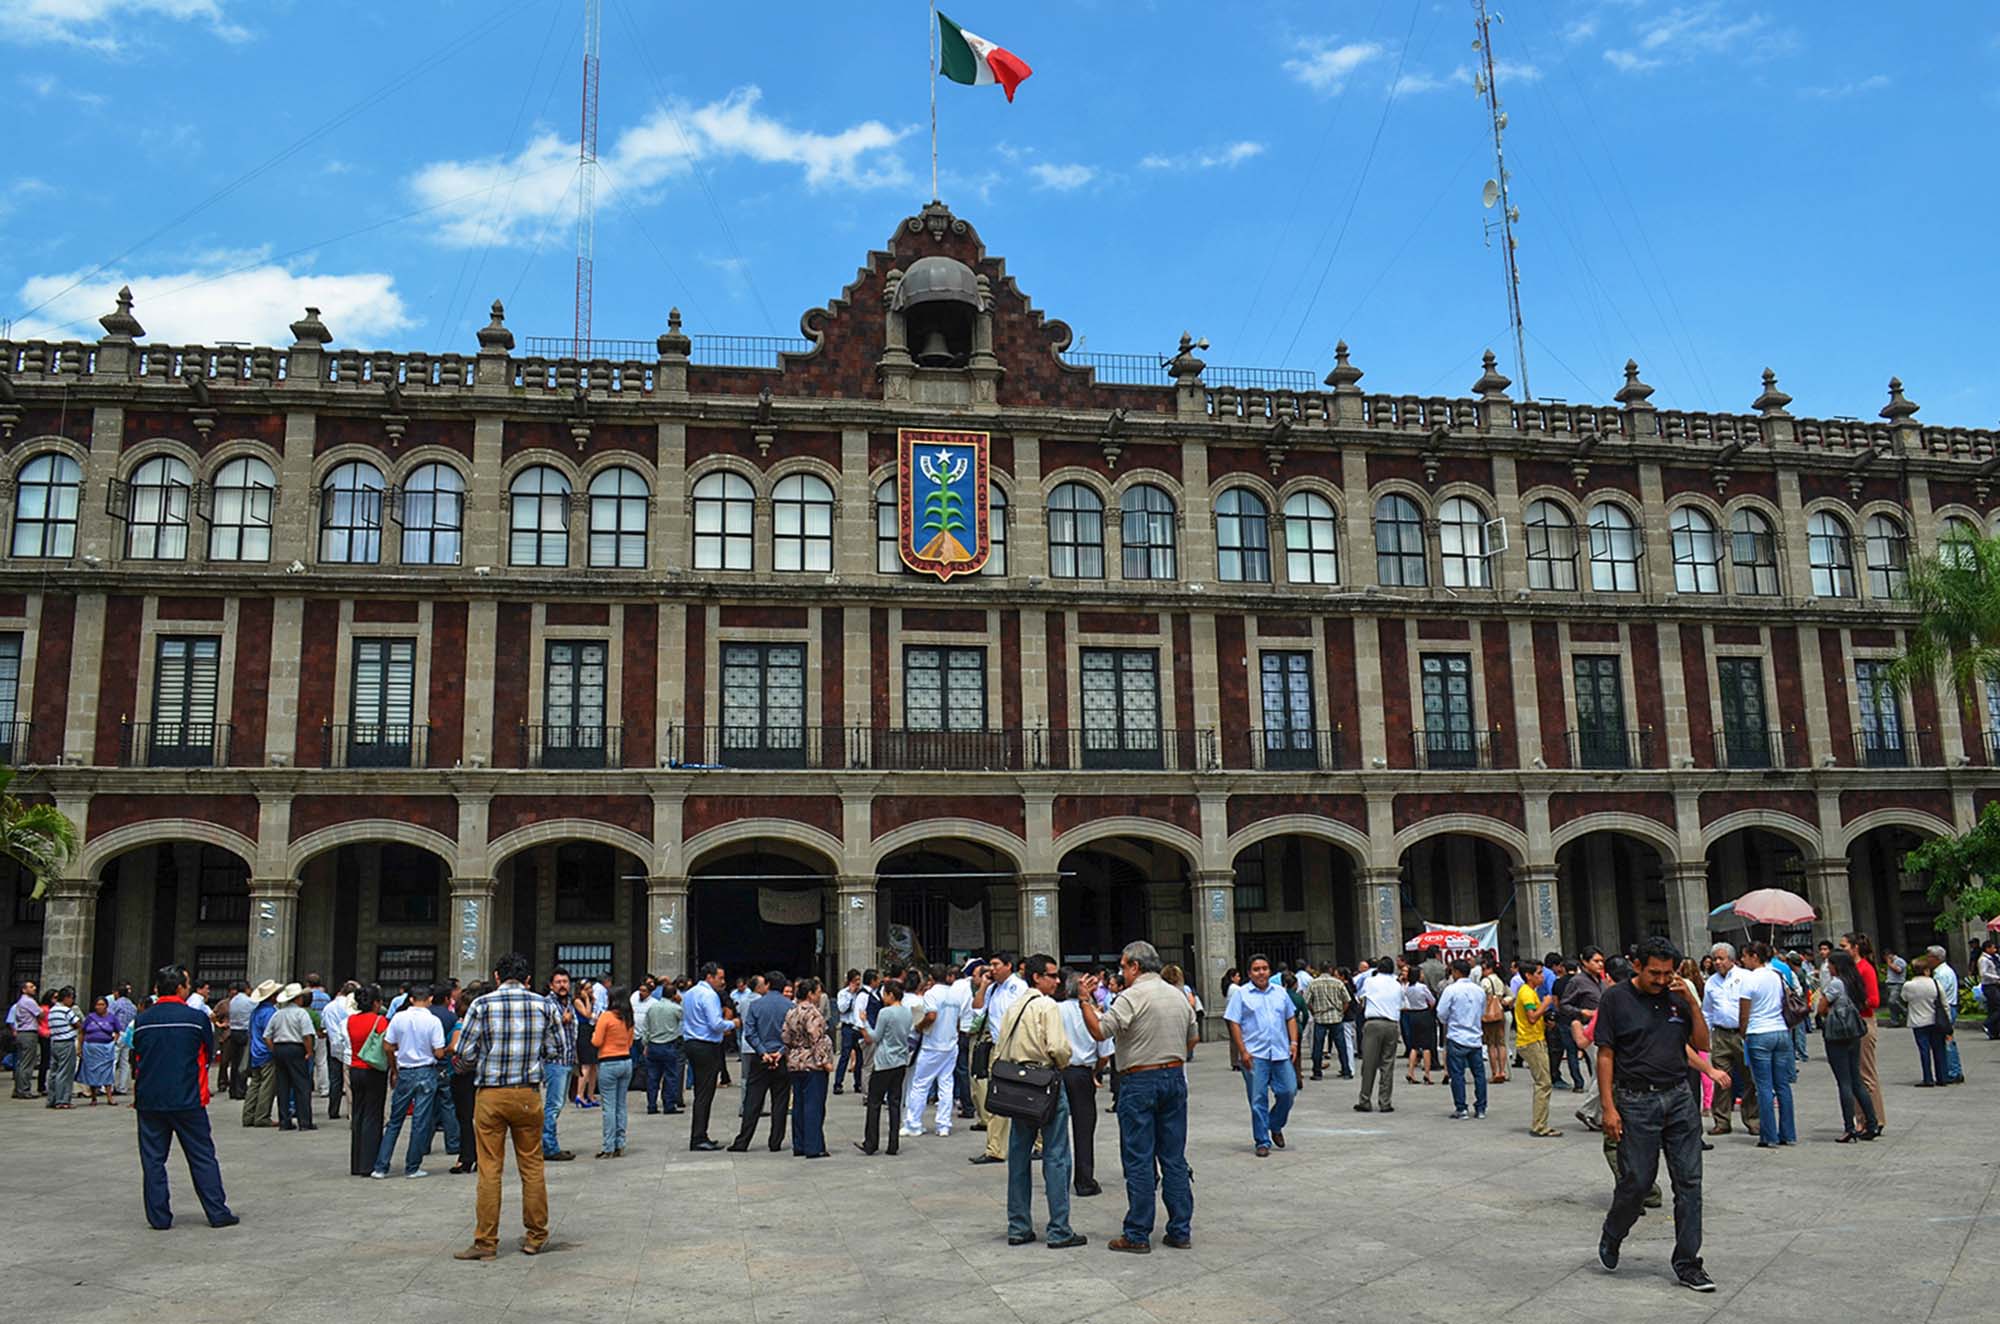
{"left": 985, "top": 993, "right": 1062, "bottom": 1126}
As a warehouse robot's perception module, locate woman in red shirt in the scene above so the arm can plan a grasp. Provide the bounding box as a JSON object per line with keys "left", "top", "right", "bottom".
{"left": 343, "top": 985, "right": 391, "bottom": 1177}
{"left": 1841, "top": 933, "right": 1887, "bottom": 1132}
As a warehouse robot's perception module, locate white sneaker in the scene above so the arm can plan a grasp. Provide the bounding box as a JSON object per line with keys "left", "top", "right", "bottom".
{"left": 900, "top": 1127, "right": 923, "bottom": 1137}
{"left": 935, "top": 1129, "right": 951, "bottom": 1138}
{"left": 368, "top": 1170, "right": 389, "bottom": 1180}
{"left": 406, "top": 1169, "right": 430, "bottom": 1180}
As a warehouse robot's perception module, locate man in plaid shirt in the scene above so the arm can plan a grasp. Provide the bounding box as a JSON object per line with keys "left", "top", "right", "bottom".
{"left": 452, "top": 952, "right": 565, "bottom": 1260}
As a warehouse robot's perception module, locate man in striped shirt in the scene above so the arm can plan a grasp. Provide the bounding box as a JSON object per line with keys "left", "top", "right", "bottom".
{"left": 453, "top": 951, "right": 565, "bottom": 1260}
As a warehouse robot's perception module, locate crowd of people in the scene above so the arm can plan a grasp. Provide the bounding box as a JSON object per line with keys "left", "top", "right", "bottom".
{"left": 6, "top": 928, "right": 1996, "bottom": 1289}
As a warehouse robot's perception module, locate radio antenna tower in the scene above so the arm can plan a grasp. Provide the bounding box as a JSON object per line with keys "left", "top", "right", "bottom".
{"left": 573, "top": 0, "right": 601, "bottom": 358}
{"left": 1473, "top": 0, "right": 1530, "bottom": 401}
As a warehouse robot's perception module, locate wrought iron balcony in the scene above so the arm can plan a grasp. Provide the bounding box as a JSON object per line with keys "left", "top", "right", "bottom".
{"left": 1044, "top": 727, "right": 1214, "bottom": 773}
{"left": 120, "top": 720, "right": 232, "bottom": 768}
{"left": 520, "top": 723, "right": 621, "bottom": 770}
{"left": 1233, "top": 728, "right": 1347, "bottom": 772}
{"left": 1412, "top": 728, "right": 1498, "bottom": 771}
{"left": 0, "top": 720, "right": 31, "bottom": 766}
{"left": 671, "top": 724, "right": 828, "bottom": 771}
{"left": 1713, "top": 728, "right": 1804, "bottom": 770}
{"left": 853, "top": 728, "right": 1031, "bottom": 772}
{"left": 1852, "top": 727, "right": 1941, "bottom": 769}
{"left": 322, "top": 723, "right": 430, "bottom": 769}
{"left": 1565, "top": 728, "right": 1657, "bottom": 771}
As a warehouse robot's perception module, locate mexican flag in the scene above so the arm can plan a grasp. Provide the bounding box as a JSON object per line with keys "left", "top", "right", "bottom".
{"left": 938, "top": 12, "right": 1033, "bottom": 101}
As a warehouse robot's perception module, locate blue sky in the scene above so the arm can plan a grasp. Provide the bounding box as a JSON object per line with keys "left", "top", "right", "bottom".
{"left": 5, "top": 1, "right": 1998, "bottom": 425}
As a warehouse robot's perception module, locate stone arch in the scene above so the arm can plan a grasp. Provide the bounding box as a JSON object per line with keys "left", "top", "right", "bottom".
{"left": 487, "top": 818, "right": 653, "bottom": 875}
{"left": 80, "top": 818, "right": 260, "bottom": 883}
{"left": 1548, "top": 812, "right": 1681, "bottom": 864}
{"left": 1208, "top": 471, "right": 1279, "bottom": 509}
{"left": 1699, "top": 809, "right": 1821, "bottom": 857}
{"left": 117, "top": 439, "right": 202, "bottom": 480}
{"left": 1835, "top": 807, "right": 1954, "bottom": 855}
{"left": 1222, "top": 813, "right": 1371, "bottom": 870}
{"left": 1108, "top": 467, "right": 1183, "bottom": 505}
{"left": 684, "top": 454, "right": 765, "bottom": 495}
{"left": 200, "top": 440, "right": 285, "bottom": 483}
{"left": 5, "top": 436, "right": 90, "bottom": 478}
{"left": 285, "top": 819, "right": 459, "bottom": 878}
{"left": 309, "top": 447, "right": 390, "bottom": 487}
{"left": 500, "top": 450, "right": 582, "bottom": 490}
{"left": 1390, "top": 814, "right": 1529, "bottom": 868}
{"left": 1040, "top": 466, "right": 1111, "bottom": 504}
{"left": 867, "top": 819, "right": 1027, "bottom": 873}
{"left": 681, "top": 819, "right": 845, "bottom": 876}
{"left": 1051, "top": 817, "right": 1204, "bottom": 872}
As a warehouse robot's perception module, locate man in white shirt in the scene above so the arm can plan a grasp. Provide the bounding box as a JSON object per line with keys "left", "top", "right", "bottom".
{"left": 1355, "top": 957, "right": 1405, "bottom": 1114}
{"left": 905, "top": 965, "right": 969, "bottom": 1137}
{"left": 322, "top": 982, "right": 355, "bottom": 1121}
{"left": 1700, "top": 943, "right": 1757, "bottom": 1136}
{"left": 834, "top": 970, "right": 863, "bottom": 1095}
{"left": 1735, "top": 942, "right": 1794, "bottom": 1147}
{"left": 1978, "top": 940, "right": 2000, "bottom": 1040}
{"left": 371, "top": 986, "right": 447, "bottom": 1179}
{"left": 969, "top": 954, "right": 1027, "bottom": 1164}
{"left": 1056, "top": 971, "right": 1106, "bottom": 1197}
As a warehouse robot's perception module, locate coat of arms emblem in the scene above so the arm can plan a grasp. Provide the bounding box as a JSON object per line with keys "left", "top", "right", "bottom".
{"left": 897, "top": 428, "right": 990, "bottom": 580}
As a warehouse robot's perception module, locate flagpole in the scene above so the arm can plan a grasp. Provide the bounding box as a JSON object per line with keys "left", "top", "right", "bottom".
{"left": 928, "top": 0, "right": 939, "bottom": 201}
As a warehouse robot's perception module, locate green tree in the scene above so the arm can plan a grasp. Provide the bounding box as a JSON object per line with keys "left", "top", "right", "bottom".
{"left": 0, "top": 768, "right": 79, "bottom": 900}
{"left": 1904, "top": 803, "right": 2000, "bottom": 932}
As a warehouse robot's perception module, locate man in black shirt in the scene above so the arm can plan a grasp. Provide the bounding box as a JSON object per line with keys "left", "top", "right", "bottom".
{"left": 1594, "top": 935, "right": 1714, "bottom": 1293}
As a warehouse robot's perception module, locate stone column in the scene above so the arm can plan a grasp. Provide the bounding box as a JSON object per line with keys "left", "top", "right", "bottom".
{"left": 1017, "top": 872, "right": 1060, "bottom": 959}
{"left": 449, "top": 877, "right": 498, "bottom": 983}
{"left": 1805, "top": 859, "right": 1853, "bottom": 946}
{"left": 1514, "top": 864, "right": 1562, "bottom": 959}
{"left": 1191, "top": 869, "right": 1236, "bottom": 1038}
{"left": 834, "top": 876, "right": 877, "bottom": 981}
{"left": 247, "top": 878, "right": 301, "bottom": 986}
{"left": 1663, "top": 862, "right": 1711, "bottom": 959}
{"left": 1359, "top": 866, "right": 1403, "bottom": 958}
{"left": 40, "top": 880, "right": 98, "bottom": 997}
{"left": 647, "top": 876, "right": 690, "bottom": 979}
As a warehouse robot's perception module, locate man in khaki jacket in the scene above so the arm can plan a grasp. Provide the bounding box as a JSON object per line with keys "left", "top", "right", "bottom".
{"left": 991, "top": 955, "right": 1083, "bottom": 1250}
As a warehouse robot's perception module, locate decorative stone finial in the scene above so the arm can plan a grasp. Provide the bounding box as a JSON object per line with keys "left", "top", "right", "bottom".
{"left": 1325, "top": 340, "right": 1364, "bottom": 393}
{"left": 98, "top": 285, "right": 143, "bottom": 341}
{"left": 1881, "top": 376, "right": 1919, "bottom": 422}
{"left": 476, "top": 299, "right": 514, "bottom": 353}
{"left": 657, "top": 306, "right": 691, "bottom": 360}
{"left": 288, "top": 306, "right": 331, "bottom": 348}
{"left": 1614, "top": 358, "right": 1654, "bottom": 408}
{"left": 1752, "top": 367, "right": 1791, "bottom": 418}
{"left": 1167, "top": 331, "right": 1206, "bottom": 385}
{"left": 1472, "top": 349, "right": 1512, "bottom": 401}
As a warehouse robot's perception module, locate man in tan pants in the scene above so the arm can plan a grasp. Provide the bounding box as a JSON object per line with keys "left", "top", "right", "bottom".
{"left": 967, "top": 955, "right": 1026, "bottom": 1164}
{"left": 451, "top": 953, "right": 561, "bottom": 1260}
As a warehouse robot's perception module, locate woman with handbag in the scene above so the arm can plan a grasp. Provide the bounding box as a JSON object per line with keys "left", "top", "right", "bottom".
{"left": 781, "top": 978, "right": 834, "bottom": 1158}
{"left": 1818, "top": 951, "right": 1878, "bottom": 1141}
{"left": 344, "top": 985, "right": 392, "bottom": 1177}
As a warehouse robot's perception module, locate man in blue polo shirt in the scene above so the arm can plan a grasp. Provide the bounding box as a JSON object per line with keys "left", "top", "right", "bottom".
{"left": 131, "top": 964, "right": 237, "bottom": 1231}
{"left": 1224, "top": 954, "right": 1300, "bottom": 1157}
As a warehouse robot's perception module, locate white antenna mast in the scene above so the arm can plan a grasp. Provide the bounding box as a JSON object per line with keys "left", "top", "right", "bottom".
{"left": 1474, "top": 0, "right": 1529, "bottom": 401}
{"left": 574, "top": 0, "right": 601, "bottom": 358}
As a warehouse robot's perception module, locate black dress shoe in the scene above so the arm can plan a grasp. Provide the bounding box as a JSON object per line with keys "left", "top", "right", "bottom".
{"left": 853, "top": 1142, "right": 877, "bottom": 1155}
{"left": 1047, "top": 1234, "right": 1087, "bottom": 1250}
{"left": 1074, "top": 1181, "right": 1102, "bottom": 1197}
{"left": 726, "top": 1142, "right": 750, "bottom": 1153}
{"left": 209, "top": 1214, "right": 240, "bottom": 1229}
{"left": 1007, "top": 1232, "right": 1038, "bottom": 1246}
{"left": 547, "top": 1149, "right": 576, "bottom": 1161}
{"left": 1163, "top": 1235, "right": 1192, "bottom": 1250}
{"left": 690, "top": 1140, "right": 721, "bottom": 1152}
{"left": 968, "top": 1154, "right": 1004, "bottom": 1165}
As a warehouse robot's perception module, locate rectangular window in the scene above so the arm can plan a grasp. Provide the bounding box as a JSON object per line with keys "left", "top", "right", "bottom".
{"left": 8, "top": 949, "right": 40, "bottom": 994}
{"left": 1419, "top": 653, "right": 1475, "bottom": 769}
{"left": 349, "top": 638, "right": 417, "bottom": 767}
{"left": 554, "top": 843, "right": 617, "bottom": 923}
{"left": 554, "top": 943, "right": 614, "bottom": 981}
{"left": 720, "top": 642, "right": 807, "bottom": 768}
{"left": 1079, "top": 648, "right": 1161, "bottom": 769}
{"left": 193, "top": 946, "right": 248, "bottom": 988}
{"left": 1572, "top": 655, "right": 1630, "bottom": 768}
{"left": 12, "top": 873, "right": 44, "bottom": 926}
{"left": 1717, "top": 658, "right": 1771, "bottom": 767}
{"left": 1234, "top": 853, "right": 1267, "bottom": 912}
{"left": 375, "top": 945, "right": 437, "bottom": 984}
{"left": 0, "top": 633, "right": 20, "bottom": 761}
{"left": 1258, "top": 651, "right": 1318, "bottom": 769}
{"left": 1854, "top": 659, "right": 1906, "bottom": 767}
{"left": 542, "top": 640, "right": 608, "bottom": 768}
{"left": 904, "top": 647, "right": 987, "bottom": 732}
{"left": 150, "top": 635, "right": 221, "bottom": 766}
{"left": 378, "top": 867, "right": 441, "bottom": 925}
{"left": 196, "top": 848, "right": 249, "bottom": 925}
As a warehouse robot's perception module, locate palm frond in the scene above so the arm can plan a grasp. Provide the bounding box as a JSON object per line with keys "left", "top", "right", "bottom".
{"left": 0, "top": 768, "right": 80, "bottom": 900}
{"left": 1886, "top": 532, "right": 2000, "bottom": 703}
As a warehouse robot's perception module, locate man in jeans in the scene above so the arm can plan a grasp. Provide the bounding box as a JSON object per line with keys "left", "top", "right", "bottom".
{"left": 1079, "top": 941, "right": 1197, "bottom": 1253}
{"left": 539, "top": 970, "right": 577, "bottom": 1162}
{"left": 1223, "top": 954, "right": 1298, "bottom": 1157}
{"left": 9, "top": 978, "right": 40, "bottom": 1098}
{"left": 1433, "top": 959, "right": 1489, "bottom": 1120}
{"left": 1303, "top": 966, "right": 1352, "bottom": 1080}
{"left": 372, "top": 985, "right": 446, "bottom": 1179}
{"left": 989, "top": 955, "right": 1083, "bottom": 1250}
{"left": 640, "top": 985, "right": 684, "bottom": 1114}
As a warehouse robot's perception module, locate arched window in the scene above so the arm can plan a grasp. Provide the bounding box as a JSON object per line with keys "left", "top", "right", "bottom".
{"left": 207, "top": 456, "right": 274, "bottom": 562}
{"left": 1940, "top": 515, "right": 1979, "bottom": 570}
{"left": 982, "top": 484, "right": 1008, "bottom": 577}
{"left": 587, "top": 467, "right": 649, "bottom": 568}
{"left": 1374, "top": 493, "right": 1427, "bottom": 587}
{"left": 1283, "top": 491, "right": 1338, "bottom": 585}
{"left": 1215, "top": 488, "right": 1271, "bottom": 583}
{"left": 1048, "top": 482, "right": 1104, "bottom": 579}
{"left": 691, "top": 471, "right": 754, "bottom": 571}
{"left": 1669, "top": 507, "right": 1722, "bottom": 594}
{"left": 399, "top": 462, "right": 464, "bottom": 566}
{"left": 508, "top": 465, "right": 571, "bottom": 567}
{"left": 772, "top": 473, "right": 834, "bottom": 572}
{"left": 1807, "top": 511, "right": 1856, "bottom": 597}
{"left": 1524, "top": 499, "right": 1577, "bottom": 591}
{"left": 1587, "top": 502, "right": 1640, "bottom": 592}
{"left": 875, "top": 480, "right": 906, "bottom": 574}
{"left": 1120, "top": 484, "right": 1177, "bottom": 580}
{"left": 124, "top": 455, "right": 192, "bottom": 560}
{"left": 319, "top": 461, "right": 383, "bottom": 564}
{"left": 1438, "top": 496, "right": 1490, "bottom": 588}
{"left": 1730, "top": 508, "right": 1780, "bottom": 595}
{"left": 1864, "top": 513, "right": 1909, "bottom": 599}
{"left": 11, "top": 453, "right": 82, "bottom": 558}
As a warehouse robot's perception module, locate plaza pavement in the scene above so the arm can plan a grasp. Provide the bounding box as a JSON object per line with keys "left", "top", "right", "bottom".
{"left": 2, "top": 1028, "right": 1995, "bottom": 1324}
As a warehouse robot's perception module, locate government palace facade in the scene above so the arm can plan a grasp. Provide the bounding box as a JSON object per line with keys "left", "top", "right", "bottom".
{"left": 1, "top": 201, "right": 1993, "bottom": 1021}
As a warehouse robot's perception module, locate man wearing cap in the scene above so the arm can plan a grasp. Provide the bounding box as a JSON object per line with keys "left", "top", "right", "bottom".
{"left": 131, "top": 963, "right": 237, "bottom": 1230}
{"left": 240, "top": 979, "right": 282, "bottom": 1128}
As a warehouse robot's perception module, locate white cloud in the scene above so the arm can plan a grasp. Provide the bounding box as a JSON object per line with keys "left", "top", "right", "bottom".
{"left": 1563, "top": 16, "right": 1601, "bottom": 44}
{"left": 409, "top": 86, "right": 911, "bottom": 248}
{"left": 1603, "top": 4, "right": 1783, "bottom": 74}
{"left": 0, "top": 177, "right": 57, "bottom": 221}
{"left": 1603, "top": 49, "right": 1664, "bottom": 72}
{"left": 1029, "top": 162, "right": 1096, "bottom": 191}
{"left": 10, "top": 260, "right": 410, "bottom": 346}
{"left": 18, "top": 71, "right": 104, "bottom": 104}
{"left": 0, "top": 0, "right": 249, "bottom": 52}
{"left": 1139, "top": 141, "right": 1265, "bottom": 170}
{"left": 1284, "top": 39, "right": 1386, "bottom": 94}
{"left": 1800, "top": 73, "right": 1891, "bottom": 99}
{"left": 1394, "top": 60, "right": 1544, "bottom": 95}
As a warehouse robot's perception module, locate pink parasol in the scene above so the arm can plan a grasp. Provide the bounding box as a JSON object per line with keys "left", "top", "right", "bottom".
{"left": 1729, "top": 888, "right": 1817, "bottom": 927}
{"left": 1985, "top": 915, "right": 2000, "bottom": 933}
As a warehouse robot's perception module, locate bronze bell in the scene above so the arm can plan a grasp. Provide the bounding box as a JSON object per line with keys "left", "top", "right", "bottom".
{"left": 915, "top": 327, "right": 954, "bottom": 367}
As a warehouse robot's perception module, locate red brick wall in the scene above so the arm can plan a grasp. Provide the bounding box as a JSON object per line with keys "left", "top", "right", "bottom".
{"left": 353, "top": 599, "right": 419, "bottom": 623}
{"left": 1172, "top": 615, "right": 1196, "bottom": 763}
{"left": 1045, "top": 611, "right": 1069, "bottom": 766}
{"left": 1209, "top": 446, "right": 1342, "bottom": 483}
{"left": 232, "top": 597, "right": 273, "bottom": 767}
{"left": 88, "top": 794, "right": 258, "bottom": 839}
{"left": 1819, "top": 629, "right": 1852, "bottom": 764}
{"left": 1255, "top": 616, "right": 1310, "bottom": 638}
{"left": 30, "top": 594, "right": 73, "bottom": 764}
{"left": 501, "top": 420, "right": 653, "bottom": 464}
{"left": 1630, "top": 624, "right": 1665, "bottom": 769}
{"left": 1548, "top": 791, "right": 1676, "bottom": 832}
{"left": 490, "top": 795, "right": 651, "bottom": 841}
{"left": 683, "top": 795, "right": 841, "bottom": 840}
{"left": 1367, "top": 453, "right": 1492, "bottom": 491}
{"left": 1570, "top": 621, "right": 1619, "bottom": 644}
{"left": 1225, "top": 794, "right": 1367, "bottom": 837}
{"left": 870, "top": 608, "right": 890, "bottom": 729}
{"left": 686, "top": 426, "right": 840, "bottom": 470}
{"left": 125, "top": 409, "right": 282, "bottom": 455}
{"left": 1771, "top": 627, "right": 1808, "bottom": 754}
{"left": 1379, "top": 618, "right": 1412, "bottom": 769}
{"left": 94, "top": 595, "right": 143, "bottom": 766}
{"left": 1532, "top": 621, "right": 1569, "bottom": 769}
{"left": 547, "top": 602, "right": 609, "bottom": 626}
{"left": 1393, "top": 793, "right": 1523, "bottom": 833}
{"left": 1839, "top": 788, "right": 1952, "bottom": 827}
{"left": 683, "top": 605, "right": 706, "bottom": 733}
{"left": 1417, "top": 619, "right": 1471, "bottom": 640}
{"left": 1480, "top": 619, "right": 1517, "bottom": 768}
{"left": 1664, "top": 466, "right": 1775, "bottom": 502}
{"left": 623, "top": 604, "right": 658, "bottom": 767}
{"left": 1052, "top": 795, "right": 1199, "bottom": 840}
{"left": 315, "top": 414, "right": 472, "bottom": 458}
{"left": 1680, "top": 624, "right": 1713, "bottom": 768}
{"left": 1214, "top": 614, "right": 1246, "bottom": 765}
{"left": 427, "top": 600, "right": 466, "bottom": 767}
{"left": 156, "top": 596, "right": 226, "bottom": 620}
{"left": 1077, "top": 611, "right": 1158, "bottom": 635}
{"left": 289, "top": 794, "right": 456, "bottom": 842}
{"left": 1039, "top": 439, "right": 1182, "bottom": 482}
{"left": 820, "top": 607, "right": 844, "bottom": 746}
{"left": 1323, "top": 619, "right": 1360, "bottom": 762}
{"left": 901, "top": 608, "right": 984, "bottom": 633}
{"left": 296, "top": 598, "right": 340, "bottom": 767}
{"left": 1697, "top": 789, "right": 1816, "bottom": 828}
{"left": 1520, "top": 459, "right": 1641, "bottom": 500}
{"left": 872, "top": 796, "right": 1026, "bottom": 839}
{"left": 1000, "top": 610, "right": 1022, "bottom": 732}
{"left": 491, "top": 602, "right": 532, "bottom": 768}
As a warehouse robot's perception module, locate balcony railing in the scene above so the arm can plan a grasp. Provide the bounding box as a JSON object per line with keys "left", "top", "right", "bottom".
{"left": 520, "top": 724, "right": 621, "bottom": 770}
{"left": 853, "top": 728, "right": 1031, "bottom": 772}
{"left": 1565, "top": 728, "right": 1656, "bottom": 771}
{"left": 0, "top": 720, "right": 31, "bottom": 766}
{"left": 1048, "top": 727, "right": 1214, "bottom": 772}
{"left": 322, "top": 723, "right": 431, "bottom": 769}
{"left": 1234, "top": 728, "right": 1347, "bottom": 771}
{"left": 672, "top": 724, "right": 830, "bottom": 770}
{"left": 1852, "top": 727, "right": 1941, "bottom": 769}
{"left": 1412, "top": 728, "right": 1498, "bottom": 771}
{"left": 121, "top": 721, "right": 232, "bottom": 768}
{"left": 1714, "top": 728, "right": 1804, "bottom": 770}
